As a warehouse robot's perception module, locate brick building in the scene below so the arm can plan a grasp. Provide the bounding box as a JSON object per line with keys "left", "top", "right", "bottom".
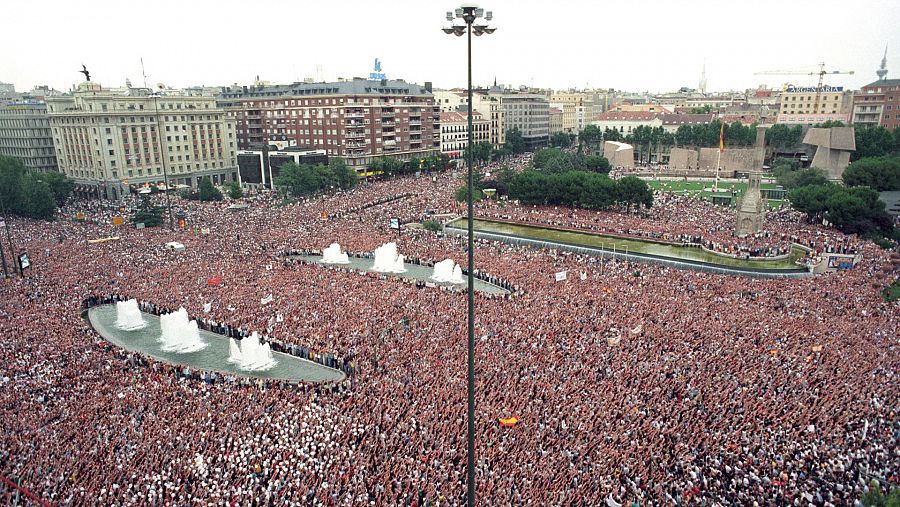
{"left": 218, "top": 78, "right": 440, "bottom": 172}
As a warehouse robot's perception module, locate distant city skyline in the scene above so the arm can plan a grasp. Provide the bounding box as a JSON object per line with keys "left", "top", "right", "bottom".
{"left": 3, "top": 0, "right": 899, "bottom": 94}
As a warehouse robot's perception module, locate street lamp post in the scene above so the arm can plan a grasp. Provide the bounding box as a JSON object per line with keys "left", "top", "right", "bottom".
{"left": 442, "top": 6, "right": 495, "bottom": 506}
{"left": 150, "top": 92, "right": 175, "bottom": 229}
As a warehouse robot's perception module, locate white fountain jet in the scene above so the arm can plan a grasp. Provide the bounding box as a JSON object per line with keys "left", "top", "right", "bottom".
{"left": 228, "top": 332, "right": 277, "bottom": 371}
{"left": 158, "top": 307, "right": 207, "bottom": 353}
{"left": 115, "top": 299, "right": 146, "bottom": 330}
{"left": 321, "top": 243, "right": 351, "bottom": 264}
{"left": 431, "top": 259, "right": 466, "bottom": 284}
{"left": 371, "top": 242, "right": 407, "bottom": 273}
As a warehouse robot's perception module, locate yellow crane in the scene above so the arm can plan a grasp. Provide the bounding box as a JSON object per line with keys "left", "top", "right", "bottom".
{"left": 755, "top": 63, "right": 854, "bottom": 115}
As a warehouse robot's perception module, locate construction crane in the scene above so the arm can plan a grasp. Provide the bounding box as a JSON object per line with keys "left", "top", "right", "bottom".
{"left": 755, "top": 62, "right": 854, "bottom": 115}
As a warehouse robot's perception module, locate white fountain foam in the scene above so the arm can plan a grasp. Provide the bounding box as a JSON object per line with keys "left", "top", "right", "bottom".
{"left": 372, "top": 242, "right": 407, "bottom": 273}
{"left": 321, "top": 243, "right": 350, "bottom": 264}
{"left": 431, "top": 259, "right": 466, "bottom": 284}
{"left": 158, "top": 307, "right": 207, "bottom": 353}
{"left": 231, "top": 332, "right": 277, "bottom": 371}
{"left": 115, "top": 299, "right": 146, "bottom": 330}
{"left": 451, "top": 264, "right": 465, "bottom": 284}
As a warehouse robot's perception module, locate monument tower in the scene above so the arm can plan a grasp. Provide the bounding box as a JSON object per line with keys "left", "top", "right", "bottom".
{"left": 734, "top": 126, "right": 768, "bottom": 237}
{"left": 876, "top": 45, "right": 888, "bottom": 81}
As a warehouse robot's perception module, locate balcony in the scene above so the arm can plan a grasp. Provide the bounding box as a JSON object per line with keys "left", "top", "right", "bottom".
{"left": 345, "top": 132, "right": 366, "bottom": 139}
{"left": 382, "top": 120, "right": 395, "bottom": 127}
{"left": 345, "top": 121, "right": 365, "bottom": 128}
{"left": 344, "top": 112, "right": 366, "bottom": 118}
{"left": 409, "top": 120, "right": 421, "bottom": 126}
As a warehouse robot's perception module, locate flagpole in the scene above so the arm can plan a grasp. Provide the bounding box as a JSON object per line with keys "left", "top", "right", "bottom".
{"left": 714, "top": 148, "right": 722, "bottom": 192}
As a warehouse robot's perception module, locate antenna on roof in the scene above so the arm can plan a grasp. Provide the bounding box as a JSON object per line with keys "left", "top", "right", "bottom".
{"left": 141, "top": 57, "right": 148, "bottom": 89}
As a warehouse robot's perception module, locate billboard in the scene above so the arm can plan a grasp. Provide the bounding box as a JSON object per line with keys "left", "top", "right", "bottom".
{"left": 18, "top": 253, "right": 31, "bottom": 271}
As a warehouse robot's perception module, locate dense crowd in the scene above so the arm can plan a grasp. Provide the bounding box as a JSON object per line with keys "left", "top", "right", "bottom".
{"left": 477, "top": 191, "right": 862, "bottom": 262}
{"left": 0, "top": 159, "right": 898, "bottom": 505}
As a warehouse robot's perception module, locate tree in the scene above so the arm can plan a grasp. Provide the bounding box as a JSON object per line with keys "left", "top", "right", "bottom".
{"left": 777, "top": 167, "right": 829, "bottom": 190}
{"left": 690, "top": 104, "right": 713, "bottom": 114}
{"left": 35, "top": 171, "right": 74, "bottom": 207}
{"left": 455, "top": 185, "right": 483, "bottom": 203}
{"left": 853, "top": 126, "right": 899, "bottom": 161}
{"left": 226, "top": 181, "right": 243, "bottom": 199}
{"left": 19, "top": 174, "right": 56, "bottom": 219}
{"left": 504, "top": 127, "right": 527, "bottom": 154}
{"left": 198, "top": 176, "right": 223, "bottom": 201}
{"left": 583, "top": 155, "right": 611, "bottom": 173}
{"left": 578, "top": 125, "right": 604, "bottom": 152}
{"left": 0, "top": 156, "right": 25, "bottom": 214}
{"left": 602, "top": 127, "right": 622, "bottom": 143}
{"left": 860, "top": 480, "right": 900, "bottom": 506}
{"left": 789, "top": 183, "right": 838, "bottom": 222}
{"left": 617, "top": 176, "right": 653, "bottom": 208}
{"left": 132, "top": 194, "right": 164, "bottom": 227}
{"left": 274, "top": 162, "right": 319, "bottom": 196}
{"left": 550, "top": 132, "right": 574, "bottom": 148}
{"left": 329, "top": 157, "right": 358, "bottom": 190}
{"left": 843, "top": 156, "right": 900, "bottom": 191}
{"left": 422, "top": 219, "right": 442, "bottom": 232}
{"left": 464, "top": 141, "right": 494, "bottom": 165}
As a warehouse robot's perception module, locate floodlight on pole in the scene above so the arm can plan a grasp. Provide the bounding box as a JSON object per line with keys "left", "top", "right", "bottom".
{"left": 441, "top": 5, "right": 495, "bottom": 507}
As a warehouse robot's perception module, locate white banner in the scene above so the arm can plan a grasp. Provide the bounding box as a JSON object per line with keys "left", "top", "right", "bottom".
{"left": 203, "top": 302, "right": 212, "bottom": 313}
{"left": 555, "top": 271, "right": 567, "bottom": 282}
{"left": 580, "top": 272, "right": 587, "bottom": 281}
{"left": 260, "top": 294, "right": 273, "bottom": 305}
{"left": 276, "top": 313, "right": 284, "bottom": 323}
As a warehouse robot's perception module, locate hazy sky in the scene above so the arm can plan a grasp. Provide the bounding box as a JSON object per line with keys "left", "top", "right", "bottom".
{"left": 3, "top": 0, "right": 899, "bottom": 94}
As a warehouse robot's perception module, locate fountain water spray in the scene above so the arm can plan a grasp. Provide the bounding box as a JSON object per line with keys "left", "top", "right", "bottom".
{"left": 159, "top": 307, "right": 207, "bottom": 353}
{"left": 431, "top": 259, "right": 465, "bottom": 284}
{"left": 372, "top": 242, "right": 407, "bottom": 273}
{"left": 227, "top": 332, "right": 277, "bottom": 371}
{"left": 321, "top": 243, "right": 350, "bottom": 264}
{"left": 115, "top": 299, "right": 146, "bottom": 330}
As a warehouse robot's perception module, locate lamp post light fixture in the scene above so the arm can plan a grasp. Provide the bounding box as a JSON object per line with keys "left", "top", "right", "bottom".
{"left": 442, "top": 5, "right": 494, "bottom": 506}
{"left": 149, "top": 92, "right": 175, "bottom": 230}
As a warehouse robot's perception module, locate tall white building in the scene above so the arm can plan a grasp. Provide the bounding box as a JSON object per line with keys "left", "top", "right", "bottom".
{"left": 47, "top": 82, "right": 238, "bottom": 198}
{"left": 490, "top": 92, "right": 549, "bottom": 151}
{"left": 549, "top": 91, "right": 596, "bottom": 134}
{"left": 439, "top": 111, "right": 489, "bottom": 159}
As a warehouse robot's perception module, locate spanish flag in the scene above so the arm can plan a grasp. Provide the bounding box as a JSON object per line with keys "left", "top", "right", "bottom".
{"left": 499, "top": 416, "right": 519, "bottom": 427}
{"left": 719, "top": 122, "right": 725, "bottom": 152}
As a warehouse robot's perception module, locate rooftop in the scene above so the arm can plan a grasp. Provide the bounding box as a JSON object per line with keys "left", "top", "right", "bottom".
{"left": 219, "top": 78, "right": 433, "bottom": 99}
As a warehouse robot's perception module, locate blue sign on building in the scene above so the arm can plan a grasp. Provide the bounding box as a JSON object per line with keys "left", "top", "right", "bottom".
{"left": 369, "top": 58, "right": 386, "bottom": 81}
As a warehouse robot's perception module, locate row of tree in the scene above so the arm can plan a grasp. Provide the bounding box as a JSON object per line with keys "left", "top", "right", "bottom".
{"left": 843, "top": 155, "right": 900, "bottom": 191}
{"left": 366, "top": 153, "right": 452, "bottom": 178}
{"left": 532, "top": 148, "right": 611, "bottom": 173}
{"left": 789, "top": 181, "right": 894, "bottom": 237}
{"left": 274, "top": 158, "right": 358, "bottom": 197}
{"left": 0, "top": 156, "right": 73, "bottom": 220}
{"left": 508, "top": 171, "right": 653, "bottom": 209}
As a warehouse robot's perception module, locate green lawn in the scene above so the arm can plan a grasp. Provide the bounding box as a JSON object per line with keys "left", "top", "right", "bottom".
{"left": 647, "top": 180, "right": 783, "bottom": 209}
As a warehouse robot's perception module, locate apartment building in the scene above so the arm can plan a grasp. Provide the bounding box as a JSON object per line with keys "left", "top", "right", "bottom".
{"left": 46, "top": 82, "right": 238, "bottom": 199}
{"left": 491, "top": 92, "right": 549, "bottom": 151}
{"left": 777, "top": 85, "right": 853, "bottom": 125}
{"left": 218, "top": 78, "right": 440, "bottom": 172}
{"left": 0, "top": 99, "right": 57, "bottom": 172}
{"left": 550, "top": 92, "right": 597, "bottom": 133}
{"left": 439, "top": 111, "right": 490, "bottom": 159}
{"left": 851, "top": 79, "right": 900, "bottom": 129}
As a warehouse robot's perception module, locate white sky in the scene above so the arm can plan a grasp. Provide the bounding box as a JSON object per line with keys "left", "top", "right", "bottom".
{"left": 3, "top": 0, "right": 899, "bottom": 94}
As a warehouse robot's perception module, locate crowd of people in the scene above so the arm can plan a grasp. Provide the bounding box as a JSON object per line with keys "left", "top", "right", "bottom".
{"left": 0, "top": 157, "right": 897, "bottom": 505}
{"left": 477, "top": 191, "right": 862, "bottom": 262}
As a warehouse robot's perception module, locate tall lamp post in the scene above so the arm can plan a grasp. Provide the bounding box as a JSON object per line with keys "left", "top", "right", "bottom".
{"left": 442, "top": 5, "right": 495, "bottom": 506}
{"left": 149, "top": 92, "right": 175, "bottom": 229}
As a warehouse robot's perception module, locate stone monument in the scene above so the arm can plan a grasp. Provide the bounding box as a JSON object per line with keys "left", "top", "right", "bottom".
{"left": 735, "top": 171, "right": 767, "bottom": 236}
{"left": 734, "top": 126, "right": 769, "bottom": 237}
{"left": 603, "top": 141, "right": 635, "bottom": 168}
{"left": 802, "top": 127, "right": 856, "bottom": 180}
